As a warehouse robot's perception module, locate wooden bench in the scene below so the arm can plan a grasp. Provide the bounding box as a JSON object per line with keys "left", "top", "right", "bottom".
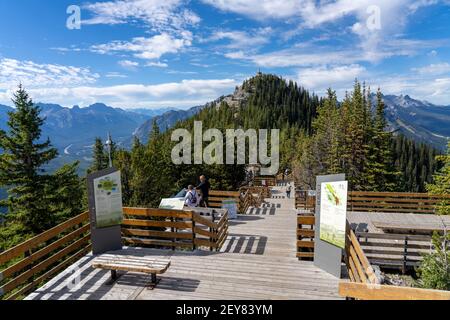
{"left": 92, "top": 252, "right": 171, "bottom": 289}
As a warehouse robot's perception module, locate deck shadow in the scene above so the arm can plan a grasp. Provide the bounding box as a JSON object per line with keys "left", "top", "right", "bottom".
{"left": 222, "top": 234, "right": 267, "bottom": 255}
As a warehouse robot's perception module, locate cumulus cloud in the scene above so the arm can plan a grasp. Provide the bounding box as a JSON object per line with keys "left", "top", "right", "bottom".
{"left": 83, "top": 0, "right": 200, "bottom": 32}
{"left": 118, "top": 60, "right": 139, "bottom": 69}
{"left": 0, "top": 58, "right": 99, "bottom": 90}
{"left": 90, "top": 32, "right": 192, "bottom": 61}
{"left": 411, "top": 63, "right": 450, "bottom": 75}
{"left": 204, "top": 28, "right": 272, "bottom": 49}
{"left": 0, "top": 78, "right": 238, "bottom": 109}
{"left": 296, "top": 64, "right": 366, "bottom": 90}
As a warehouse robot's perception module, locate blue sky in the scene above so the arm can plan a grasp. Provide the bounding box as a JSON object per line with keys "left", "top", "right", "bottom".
{"left": 0, "top": 0, "right": 450, "bottom": 109}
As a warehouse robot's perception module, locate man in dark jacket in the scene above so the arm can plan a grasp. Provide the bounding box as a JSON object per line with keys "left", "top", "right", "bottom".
{"left": 197, "top": 175, "right": 210, "bottom": 207}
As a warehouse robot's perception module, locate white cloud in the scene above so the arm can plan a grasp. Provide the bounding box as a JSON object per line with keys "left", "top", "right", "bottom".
{"left": 201, "top": 0, "right": 303, "bottom": 20}
{"left": 224, "top": 37, "right": 444, "bottom": 68}
{"left": 0, "top": 58, "right": 99, "bottom": 90}
{"left": 146, "top": 61, "right": 169, "bottom": 68}
{"left": 411, "top": 63, "right": 450, "bottom": 75}
{"left": 296, "top": 64, "right": 366, "bottom": 90}
{"left": 205, "top": 28, "right": 272, "bottom": 49}
{"left": 0, "top": 79, "right": 238, "bottom": 109}
{"left": 105, "top": 72, "right": 127, "bottom": 78}
{"left": 83, "top": 0, "right": 200, "bottom": 32}
{"left": 118, "top": 60, "right": 139, "bottom": 69}
{"left": 91, "top": 32, "right": 192, "bottom": 61}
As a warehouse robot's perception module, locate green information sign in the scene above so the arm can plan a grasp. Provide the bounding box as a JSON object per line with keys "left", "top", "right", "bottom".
{"left": 319, "top": 181, "right": 348, "bottom": 249}
{"left": 93, "top": 171, "right": 123, "bottom": 228}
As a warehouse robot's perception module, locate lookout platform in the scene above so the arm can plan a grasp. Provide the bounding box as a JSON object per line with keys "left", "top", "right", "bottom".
{"left": 25, "top": 184, "right": 342, "bottom": 300}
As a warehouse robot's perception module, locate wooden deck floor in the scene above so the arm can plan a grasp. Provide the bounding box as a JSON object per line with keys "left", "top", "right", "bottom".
{"left": 25, "top": 184, "right": 342, "bottom": 300}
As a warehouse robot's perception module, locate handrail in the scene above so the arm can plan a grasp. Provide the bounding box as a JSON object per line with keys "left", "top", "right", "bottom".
{"left": 0, "top": 211, "right": 91, "bottom": 300}
{"left": 339, "top": 282, "right": 450, "bottom": 300}
{"left": 122, "top": 207, "right": 228, "bottom": 252}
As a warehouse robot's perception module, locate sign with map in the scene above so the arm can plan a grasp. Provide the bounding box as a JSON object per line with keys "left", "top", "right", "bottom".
{"left": 93, "top": 171, "right": 123, "bottom": 229}
{"left": 319, "top": 181, "right": 348, "bottom": 249}
{"left": 159, "top": 198, "right": 185, "bottom": 210}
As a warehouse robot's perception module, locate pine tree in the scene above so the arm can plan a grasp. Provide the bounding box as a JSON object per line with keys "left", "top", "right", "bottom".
{"left": 366, "top": 89, "right": 397, "bottom": 191}
{"left": 0, "top": 86, "right": 58, "bottom": 233}
{"left": 427, "top": 142, "right": 450, "bottom": 215}
{"left": 90, "top": 137, "right": 107, "bottom": 173}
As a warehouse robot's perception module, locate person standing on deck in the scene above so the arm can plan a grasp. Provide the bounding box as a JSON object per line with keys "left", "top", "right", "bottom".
{"left": 185, "top": 185, "right": 199, "bottom": 207}
{"left": 286, "top": 184, "right": 292, "bottom": 198}
{"left": 197, "top": 175, "right": 210, "bottom": 207}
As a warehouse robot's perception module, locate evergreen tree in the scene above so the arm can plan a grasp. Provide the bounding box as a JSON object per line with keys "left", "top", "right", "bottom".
{"left": 366, "top": 89, "right": 397, "bottom": 191}
{"left": 0, "top": 86, "right": 58, "bottom": 233}
{"left": 427, "top": 142, "right": 450, "bottom": 215}
{"left": 90, "top": 137, "right": 107, "bottom": 173}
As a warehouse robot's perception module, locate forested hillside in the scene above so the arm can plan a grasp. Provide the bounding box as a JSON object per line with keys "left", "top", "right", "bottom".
{"left": 0, "top": 74, "right": 445, "bottom": 252}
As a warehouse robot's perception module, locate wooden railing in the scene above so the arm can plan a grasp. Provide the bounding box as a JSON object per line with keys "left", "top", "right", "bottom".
{"left": 297, "top": 215, "right": 315, "bottom": 260}
{"left": 340, "top": 225, "right": 450, "bottom": 300}
{"left": 339, "top": 282, "right": 450, "bottom": 300}
{"left": 348, "top": 191, "right": 450, "bottom": 214}
{"left": 344, "top": 227, "right": 381, "bottom": 285}
{"left": 295, "top": 190, "right": 316, "bottom": 212}
{"left": 0, "top": 212, "right": 91, "bottom": 300}
{"left": 355, "top": 232, "right": 432, "bottom": 273}
{"left": 209, "top": 190, "right": 242, "bottom": 212}
{"left": 295, "top": 191, "right": 450, "bottom": 214}
{"left": 239, "top": 190, "right": 256, "bottom": 215}
{"left": 122, "top": 207, "right": 228, "bottom": 251}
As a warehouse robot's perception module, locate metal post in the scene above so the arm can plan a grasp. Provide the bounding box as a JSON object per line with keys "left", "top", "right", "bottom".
{"left": 192, "top": 213, "right": 196, "bottom": 251}
{"left": 171, "top": 217, "right": 175, "bottom": 251}
{"left": 105, "top": 132, "right": 113, "bottom": 168}
{"left": 403, "top": 237, "right": 408, "bottom": 275}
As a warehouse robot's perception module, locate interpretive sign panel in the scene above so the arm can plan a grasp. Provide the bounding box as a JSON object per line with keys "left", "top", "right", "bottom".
{"left": 319, "top": 181, "right": 348, "bottom": 249}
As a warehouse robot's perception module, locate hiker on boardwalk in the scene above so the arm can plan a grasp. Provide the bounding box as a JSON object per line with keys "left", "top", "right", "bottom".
{"left": 197, "top": 175, "right": 210, "bottom": 207}
{"left": 286, "top": 184, "right": 292, "bottom": 198}
{"left": 184, "top": 185, "right": 199, "bottom": 207}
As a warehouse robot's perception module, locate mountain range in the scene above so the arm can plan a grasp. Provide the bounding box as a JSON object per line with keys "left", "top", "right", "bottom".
{"left": 0, "top": 78, "right": 449, "bottom": 173}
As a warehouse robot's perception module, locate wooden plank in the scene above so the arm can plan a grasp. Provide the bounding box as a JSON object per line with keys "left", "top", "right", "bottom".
{"left": 296, "top": 252, "right": 314, "bottom": 258}
{"left": 0, "top": 234, "right": 90, "bottom": 296}
{"left": 349, "top": 230, "right": 373, "bottom": 281}
{"left": 122, "top": 219, "right": 192, "bottom": 229}
{"left": 194, "top": 227, "right": 218, "bottom": 239}
{"left": 349, "top": 245, "right": 367, "bottom": 283}
{"left": 297, "top": 216, "right": 315, "bottom": 225}
{"left": 360, "top": 242, "right": 431, "bottom": 250}
{"left": 93, "top": 259, "right": 170, "bottom": 274}
{"left": 0, "top": 223, "right": 90, "bottom": 280}
{"left": 355, "top": 232, "right": 432, "bottom": 241}
{"left": 0, "top": 212, "right": 89, "bottom": 265}
{"left": 209, "top": 191, "right": 241, "bottom": 197}
{"left": 192, "top": 214, "right": 216, "bottom": 229}
{"left": 350, "top": 207, "right": 435, "bottom": 213}
{"left": 349, "top": 202, "right": 437, "bottom": 209}
{"left": 349, "top": 197, "right": 441, "bottom": 203}
{"left": 123, "top": 238, "right": 193, "bottom": 249}
{"left": 297, "top": 229, "right": 315, "bottom": 238}
{"left": 349, "top": 191, "right": 450, "bottom": 198}
{"left": 297, "top": 240, "right": 315, "bottom": 249}
{"left": 339, "top": 282, "right": 450, "bottom": 300}
{"left": 123, "top": 207, "right": 192, "bottom": 219}
{"left": 122, "top": 228, "right": 194, "bottom": 240}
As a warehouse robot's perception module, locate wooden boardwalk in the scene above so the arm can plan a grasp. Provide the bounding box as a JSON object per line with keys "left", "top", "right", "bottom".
{"left": 25, "top": 184, "right": 342, "bottom": 300}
